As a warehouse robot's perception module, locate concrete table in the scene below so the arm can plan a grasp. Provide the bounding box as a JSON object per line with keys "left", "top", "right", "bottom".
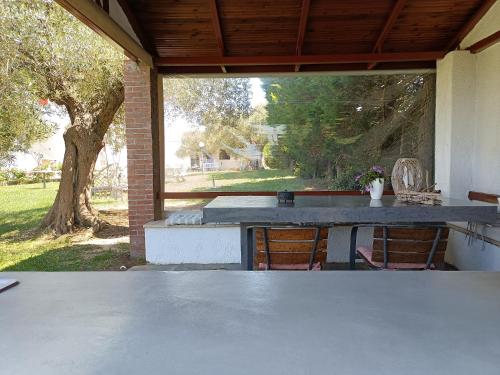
{"left": 202, "top": 196, "right": 497, "bottom": 269}
{"left": 1, "top": 271, "right": 500, "bottom": 375}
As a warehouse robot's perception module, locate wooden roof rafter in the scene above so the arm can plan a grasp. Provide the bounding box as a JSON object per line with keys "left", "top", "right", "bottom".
{"left": 467, "top": 30, "right": 500, "bottom": 53}
{"left": 209, "top": 0, "right": 227, "bottom": 73}
{"left": 444, "top": 0, "right": 497, "bottom": 52}
{"left": 368, "top": 0, "right": 407, "bottom": 70}
{"left": 57, "top": 0, "right": 498, "bottom": 74}
{"left": 116, "top": 0, "right": 156, "bottom": 54}
{"left": 157, "top": 51, "right": 445, "bottom": 66}
{"left": 93, "top": 0, "right": 109, "bottom": 13}
{"left": 55, "top": 0, "right": 153, "bottom": 67}
{"left": 294, "top": 0, "right": 311, "bottom": 72}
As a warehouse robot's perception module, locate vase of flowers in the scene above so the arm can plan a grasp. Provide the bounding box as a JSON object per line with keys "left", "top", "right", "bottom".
{"left": 356, "top": 166, "right": 386, "bottom": 200}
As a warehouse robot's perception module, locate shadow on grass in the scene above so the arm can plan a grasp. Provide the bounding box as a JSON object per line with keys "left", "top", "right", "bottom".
{"left": 2, "top": 242, "right": 143, "bottom": 272}
{"left": 93, "top": 223, "right": 129, "bottom": 239}
{"left": 0, "top": 207, "right": 48, "bottom": 237}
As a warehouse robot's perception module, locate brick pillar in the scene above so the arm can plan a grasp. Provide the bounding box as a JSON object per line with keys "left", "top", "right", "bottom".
{"left": 124, "top": 61, "right": 164, "bottom": 258}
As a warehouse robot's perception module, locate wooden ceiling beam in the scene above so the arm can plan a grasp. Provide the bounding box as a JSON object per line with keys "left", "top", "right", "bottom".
{"left": 116, "top": 0, "right": 156, "bottom": 54}
{"left": 294, "top": 0, "right": 311, "bottom": 72}
{"left": 208, "top": 0, "right": 227, "bottom": 73}
{"left": 466, "top": 30, "right": 500, "bottom": 53}
{"left": 55, "top": 0, "right": 153, "bottom": 66}
{"left": 368, "top": 0, "right": 407, "bottom": 70}
{"left": 444, "top": 0, "right": 497, "bottom": 52}
{"left": 156, "top": 51, "right": 445, "bottom": 67}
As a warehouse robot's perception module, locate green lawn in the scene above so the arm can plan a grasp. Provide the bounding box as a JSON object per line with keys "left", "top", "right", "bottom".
{"left": 164, "top": 169, "right": 329, "bottom": 211}
{"left": 1, "top": 170, "right": 327, "bottom": 270}
{"left": 0, "top": 182, "right": 139, "bottom": 271}
{"left": 166, "top": 169, "right": 329, "bottom": 193}
{"left": 206, "top": 169, "right": 329, "bottom": 191}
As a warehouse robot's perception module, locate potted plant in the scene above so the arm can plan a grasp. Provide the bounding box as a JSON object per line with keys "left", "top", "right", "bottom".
{"left": 356, "top": 166, "right": 386, "bottom": 200}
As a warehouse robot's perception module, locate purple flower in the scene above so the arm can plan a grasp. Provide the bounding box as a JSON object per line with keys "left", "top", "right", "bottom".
{"left": 364, "top": 186, "right": 370, "bottom": 192}
{"left": 354, "top": 173, "right": 362, "bottom": 182}
{"left": 372, "top": 165, "right": 384, "bottom": 174}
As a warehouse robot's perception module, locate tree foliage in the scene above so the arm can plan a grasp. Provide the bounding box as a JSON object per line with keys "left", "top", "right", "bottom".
{"left": 263, "top": 74, "right": 435, "bottom": 184}
{"left": 0, "top": 70, "right": 54, "bottom": 166}
{"left": 166, "top": 78, "right": 266, "bottom": 159}
{"left": 0, "top": 0, "right": 124, "bottom": 233}
{"left": 0, "top": 2, "right": 56, "bottom": 166}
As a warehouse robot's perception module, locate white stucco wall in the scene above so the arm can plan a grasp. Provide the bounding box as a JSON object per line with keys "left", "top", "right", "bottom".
{"left": 145, "top": 225, "right": 242, "bottom": 264}
{"left": 435, "top": 3, "right": 500, "bottom": 270}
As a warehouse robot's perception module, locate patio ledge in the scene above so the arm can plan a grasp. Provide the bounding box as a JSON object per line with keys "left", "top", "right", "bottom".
{"left": 144, "top": 210, "right": 239, "bottom": 229}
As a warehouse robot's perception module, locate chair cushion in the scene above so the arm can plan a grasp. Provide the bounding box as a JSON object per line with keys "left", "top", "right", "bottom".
{"left": 257, "top": 262, "right": 322, "bottom": 271}
{"left": 166, "top": 211, "right": 203, "bottom": 225}
{"left": 356, "top": 246, "right": 435, "bottom": 270}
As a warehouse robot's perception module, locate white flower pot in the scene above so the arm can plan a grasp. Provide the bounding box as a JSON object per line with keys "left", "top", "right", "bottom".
{"left": 369, "top": 178, "right": 384, "bottom": 200}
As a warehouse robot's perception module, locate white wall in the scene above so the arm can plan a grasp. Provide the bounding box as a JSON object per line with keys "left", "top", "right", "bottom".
{"left": 145, "top": 225, "right": 241, "bottom": 264}
{"left": 435, "top": 3, "right": 500, "bottom": 270}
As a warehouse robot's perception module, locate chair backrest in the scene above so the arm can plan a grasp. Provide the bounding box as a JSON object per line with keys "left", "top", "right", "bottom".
{"left": 371, "top": 226, "right": 449, "bottom": 267}
{"left": 254, "top": 227, "right": 329, "bottom": 270}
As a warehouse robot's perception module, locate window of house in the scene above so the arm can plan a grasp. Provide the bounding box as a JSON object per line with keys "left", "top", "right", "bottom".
{"left": 219, "top": 149, "right": 230, "bottom": 160}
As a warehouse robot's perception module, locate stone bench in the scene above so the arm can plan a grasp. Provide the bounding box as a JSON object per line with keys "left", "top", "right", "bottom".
{"left": 144, "top": 211, "right": 241, "bottom": 264}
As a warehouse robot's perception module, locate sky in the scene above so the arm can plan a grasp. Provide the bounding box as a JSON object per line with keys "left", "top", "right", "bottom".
{"left": 250, "top": 78, "right": 267, "bottom": 107}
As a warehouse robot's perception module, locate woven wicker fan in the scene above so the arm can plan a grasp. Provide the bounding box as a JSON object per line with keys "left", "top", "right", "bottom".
{"left": 391, "top": 158, "right": 424, "bottom": 193}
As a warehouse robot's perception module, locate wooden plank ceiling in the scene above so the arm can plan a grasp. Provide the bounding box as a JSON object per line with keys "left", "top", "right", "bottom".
{"left": 123, "top": 0, "right": 495, "bottom": 74}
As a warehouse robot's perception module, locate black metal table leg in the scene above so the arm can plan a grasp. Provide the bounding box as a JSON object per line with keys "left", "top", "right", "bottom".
{"left": 240, "top": 224, "right": 254, "bottom": 270}
{"left": 349, "top": 226, "right": 359, "bottom": 270}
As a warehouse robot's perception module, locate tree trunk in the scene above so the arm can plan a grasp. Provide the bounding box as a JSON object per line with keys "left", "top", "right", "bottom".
{"left": 42, "top": 82, "right": 123, "bottom": 234}
{"left": 42, "top": 123, "right": 104, "bottom": 234}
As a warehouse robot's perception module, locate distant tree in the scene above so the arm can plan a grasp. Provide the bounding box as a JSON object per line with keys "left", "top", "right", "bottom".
{"left": 0, "top": 0, "right": 124, "bottom": 233}
{"left": 263, "top": 74, "right": 435, "bottom": 183}
{"left": 0, "top": 37, "right": 54, "bottom": 166}
{"left": 165, "top": 78, "right": 268, "bottom": 159}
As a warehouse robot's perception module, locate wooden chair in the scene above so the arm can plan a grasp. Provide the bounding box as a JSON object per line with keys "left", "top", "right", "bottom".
{"left": 254, "top": 226, "right": 329, "bottom": 270}
{"left": 356, "top": 225, "right": 449, "bottom": 270}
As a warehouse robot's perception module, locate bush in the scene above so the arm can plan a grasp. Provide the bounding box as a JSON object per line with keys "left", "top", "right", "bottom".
{"left": 262, "top": 143, "right": 283, "bottom": 169}
{"left": 0, "top": 171, "right": 8, "bottom": 185}
{"left": 1, "top": 168, "right": 53, "bottom": 185}
{"left": 329, "top": 167, "right": 358, "bottom": 191}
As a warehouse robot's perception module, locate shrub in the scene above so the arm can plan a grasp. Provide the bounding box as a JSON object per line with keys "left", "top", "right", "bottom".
{"left": 262, "top": 143, "right": 283, "bottom": 169}
{"left": 329, "top": 167, "right": 358, "bottom": 191}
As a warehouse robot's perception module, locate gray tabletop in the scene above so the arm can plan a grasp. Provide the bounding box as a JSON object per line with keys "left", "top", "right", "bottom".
{"left": 202, "top": 195, "right": 497, "bottom": 224}
{"left": 1, "top": 271, "right": 500, "bottom": 375}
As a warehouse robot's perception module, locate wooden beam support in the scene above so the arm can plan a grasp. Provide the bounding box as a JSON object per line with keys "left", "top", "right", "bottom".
{"left": 468, "top": 190, "right": 500, "bottom": 204}
{"left": 116, "top": 0, "right": 156, "bottom": 54}
{"left": 294, "top": 0, "right": 311, "bottom": 72}
{"left": 208, "top": 0, "right": 227, "bottom": 73}
{"left": 466, "top": 30, "right": 500, "bottom": 53}
{"left": 55, "top": 0, "right": 153, "bottom": 67}
{"left": 156, "top": 51, "right": 445, "bottom": 67}
{"left": 445, "top": 0, "right": 497, "bottom": 52}
{"left": 368, "top": 0, "right": 407, "bottom": 69}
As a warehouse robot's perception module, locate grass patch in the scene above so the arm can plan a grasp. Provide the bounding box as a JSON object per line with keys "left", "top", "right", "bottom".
{"left": 202, "top": 169, "right": 328, "bottom": 191}
{"left": 0, "top": 182, "right": 141, "bottom": 271}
